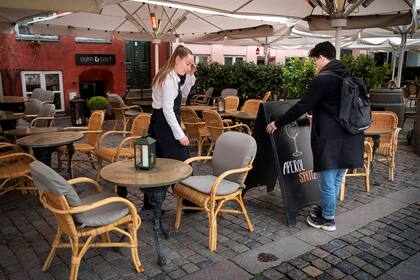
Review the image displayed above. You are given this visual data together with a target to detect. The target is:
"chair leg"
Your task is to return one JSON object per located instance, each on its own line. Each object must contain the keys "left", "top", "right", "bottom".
{"left": 206, "top": 142, "right": 214, "bottom": 156}
{"left": 208, "top": 209, "right": 217, "bottom": 251}
{"left": 69, "top": 236, "right": 93, "bottom": 280}
{"left": 128, "top": 223, "right": 144, "bottom": 273}
{"left": 87, "top": 152, "right": 96, "bottom": 170}
{"left": 237, "top": 193, "right": 254, "bottom": 232}
{"left": 43, "top": 228, "right": 63, "bottom": 271}
{"left": 339, "top": 175, "right": 346, "bottom": 202}
{"left": 175, "top": 196, "right": 183, "bottom": 230}
{"left": 57, "top": 151, "right": 62, "bottom": 170}
{"left": 95, "top": 159, "right": 102, "bottom": 182}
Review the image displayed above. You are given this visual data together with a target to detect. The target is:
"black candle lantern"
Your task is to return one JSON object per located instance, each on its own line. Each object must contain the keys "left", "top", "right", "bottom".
{"left": 134, "top": 134, "right": 156, "bottom": 170}
{"left": 217, "top": 97, "right": 225, "bottom": 113}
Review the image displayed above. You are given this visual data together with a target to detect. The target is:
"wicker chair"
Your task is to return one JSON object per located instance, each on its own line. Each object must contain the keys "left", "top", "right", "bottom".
{"left": 370, "top": 111, "right": 400, "bottom": 181}
{"left": 202, "top": 110, "right": 251, "bottom": 156}
{"left": 224, "top": 96, "right": 240, "bottom": 111}
{"left": 30, "top": 161, "right": 143, "bottom": 280}
{"left": 221, "top": 88, "right": 238, "bottom": 98}
{"left": 20, "top": 98, "right": 43, "bottom": 126}
{"left": 95, "top": 113, "right": 151, "bottom": 181}
{"left": 107, "top": 94, "right": 143, "bottom": 133}
{"left": 0, "top": 151, "right": 36, "bottom": 197}
{"left": 29, "top": 103, "right": 56, "bottom": 127}
{"left": 339, "top": 141, "right": 373, "bottom": 201}
{"left": 402, "top": 83, "right": 419, "bottom": 128}
{"left": 180, "top": 107, "right": 210, "bottom": 156}
{"left": 31, "top": 88, "right": 55, "bottom": 104}
{"left": 262, "top": 91, "right": 271, "bottom": 102}
{"left": 241, "top": 99, "right": 262, "bottom": 116}
{"left": 57, "top": 111, "right": 105, "bottom": 177}
{"left": 174, "top": 132, "right": 256, "bottom": 251}
{"left": 190, "top": 87, "right": 214, "bottom": 105}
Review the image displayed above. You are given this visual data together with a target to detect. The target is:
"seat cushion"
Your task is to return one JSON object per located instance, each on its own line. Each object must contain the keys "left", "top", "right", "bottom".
{"left": 181, "top": 175, "right": 241, "bottom": 195}
{"left": 76, "top": 192, "right": 129, "bottom": 227}
{"left": 30, "top": 161, "right": 81, "bottom": 206}
{"left": 124, "top": 110, "right": 140, "bottom": 117}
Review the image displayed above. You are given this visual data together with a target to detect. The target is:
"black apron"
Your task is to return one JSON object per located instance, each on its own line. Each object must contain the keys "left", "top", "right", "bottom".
{"left": 149, "top": 78, "right": 189, "bottom": 161}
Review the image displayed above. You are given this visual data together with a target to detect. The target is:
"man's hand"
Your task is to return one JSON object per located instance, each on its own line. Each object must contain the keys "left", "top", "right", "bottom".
{"left": 266, "top": 121, "right": 278, "bottom": 134}
{"left": 179, "top": 136, "right": 190, "bottom": 146}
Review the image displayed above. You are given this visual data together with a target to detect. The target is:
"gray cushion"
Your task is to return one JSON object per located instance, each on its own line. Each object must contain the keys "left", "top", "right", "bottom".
{"left": 32, "top": 88, "right": 55, "bottom": 103}
{"left": 221, "top": 88, "right": 238, "bottom": 97}
{"left": 212, "top": 131, "right": 257, "bottom": 184}
{"left": 76, "top": 192, "right": 129, "bottom": 227}
{"left": 30, "top": 161, "right": 81, "bottom": 206}
{"left": 125, "top": 110, "right": 140, "bottom": 116}
{"left": 181, "top": 175, "right": 241, "bottom": 195}
{"left": 24, "top": 99, "right": 43, "bottom": 115}
{"left": 107, "top": 94, "right": 124, "bottom": 104}
{"left": 35, "top": 103, "right": 55, "bottom": 127}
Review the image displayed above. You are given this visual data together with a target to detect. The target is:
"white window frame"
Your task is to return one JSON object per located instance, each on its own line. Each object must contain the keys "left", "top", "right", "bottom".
{"left": 224, "top": 55, "right": 245, "bottom": 65}
{"left": 194, "top": 55, "right": 209, "bottom": 64}
{"left": 15, "top": 16, "right": 59, "bottom": 41}
{"left": 21, "top": 71, "right": 65, "bottom": 112}
{"left": 75, "top": 37, "right": 112, "bottom": 44}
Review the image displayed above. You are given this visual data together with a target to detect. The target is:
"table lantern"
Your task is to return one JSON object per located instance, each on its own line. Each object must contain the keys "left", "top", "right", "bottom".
{"left": 134, "top": 134, "right": 156, "bottom": 170}
{"left": 216, "top": 97, "right": 225, "bottom": 113}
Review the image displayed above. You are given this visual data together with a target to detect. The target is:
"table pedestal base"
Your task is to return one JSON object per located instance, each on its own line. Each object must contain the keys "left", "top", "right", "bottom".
{"left": 141, "top": 186, "right": 169, "bottom": 266}
{"left": 370, "top": 135, "right": 381, "bottom": 186}
{"left": 32, "top": 143, "right": 75, "bottom": 178}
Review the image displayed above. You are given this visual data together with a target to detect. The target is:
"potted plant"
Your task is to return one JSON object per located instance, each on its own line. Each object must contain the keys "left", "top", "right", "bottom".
{"left": 87, "top": 96, "right": 109, "bottom": 114}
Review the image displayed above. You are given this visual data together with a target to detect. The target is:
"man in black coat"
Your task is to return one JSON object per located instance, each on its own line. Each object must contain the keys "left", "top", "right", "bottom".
{"left": 266, "top": 41, "right": 364, "bottom": 231}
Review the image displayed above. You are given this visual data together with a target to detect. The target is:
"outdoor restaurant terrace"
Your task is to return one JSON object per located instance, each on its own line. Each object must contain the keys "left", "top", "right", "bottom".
{"left": 0, "top": 1, "right": 420, "bottom": 280}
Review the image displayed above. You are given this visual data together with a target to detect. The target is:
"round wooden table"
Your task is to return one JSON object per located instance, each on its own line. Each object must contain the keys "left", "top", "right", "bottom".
{"left": 100, "top": 158, "right": 192, "bottom": 266}
{"left": 182, "top": 105, "right": 217, "bottom": 111}
{"left": 218, "top": 110, "right": 257, "bottom": 121}
{"left": 0, "top": 96, "right": 27, "bottom": 112}
{"left": 16, "top": 131, "right": 84, "bottom": 178}
{"left": 0, "top": 111, "right": 24, "bottom": 132}
{"left": 5, "top": 127, "right": 63, "bottom": 140}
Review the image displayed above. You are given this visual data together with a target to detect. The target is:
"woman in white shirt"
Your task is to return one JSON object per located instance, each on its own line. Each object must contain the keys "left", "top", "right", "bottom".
{"left": 143, "top": 45, "right": 196, "bottom": 211}
{"left": 149, "top": 45, "right": 196, "bottom": 160}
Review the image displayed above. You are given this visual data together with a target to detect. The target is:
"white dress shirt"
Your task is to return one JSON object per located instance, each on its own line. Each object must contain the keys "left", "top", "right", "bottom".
{"left": 152, "top": 70, "right": 196, "bottom": 140}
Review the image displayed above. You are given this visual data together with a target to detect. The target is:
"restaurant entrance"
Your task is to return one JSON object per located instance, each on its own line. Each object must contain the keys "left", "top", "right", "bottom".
{"left": 125, "top": 41, "right": 151, "bottom": 90}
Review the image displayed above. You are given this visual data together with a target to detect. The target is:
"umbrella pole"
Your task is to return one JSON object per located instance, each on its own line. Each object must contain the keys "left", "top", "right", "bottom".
{"left": 153, "top": 39, "right": 161, "bottom": 76}
{"left": 335, "top": 26, "right": 342, "bottom": 60}
{"left": 391, "top": 50, "right": 397, "bottom": 81}
{"left": 396, "top": 33, "right": 407, "bottom": 88}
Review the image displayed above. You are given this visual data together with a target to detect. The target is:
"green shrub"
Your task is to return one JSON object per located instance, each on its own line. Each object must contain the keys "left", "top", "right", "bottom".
{"left": 280, "top": 57, "right": 317, "bottom": 99}
{"left": 87, "top": 96, "right": 109, "bottom": 110}
{"left": 341, "top": 54, "right": 391, "bottom": 90}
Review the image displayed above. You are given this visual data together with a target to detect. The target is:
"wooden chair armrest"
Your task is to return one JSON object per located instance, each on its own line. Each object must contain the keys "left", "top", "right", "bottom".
{"left": 210, "top": 165, "right": 252, "bottom": 196}
{"left": 64, "top": 126, "right": 88, "bottom": 131}
{"left": 97, "top": 130, "right": 132, "bottom": 147}
{"left": 41, "top": 195, "right": 139, "bottom": 226}
{"left": 122, "top": 105, "right": 143, "bottom": 111}
{"left": 0, "top": 143, "right": 20, "bottom": 149}
{"left": 67, "top": 177, "right": 104, "bottom": 192}
{"left": 191, "top": 94, "right": 206, "bottom": 101}
{"left": 224, "top": 123, "right": 251, "bottom": 135}
{"left": 115, "top": 136, "right": 141, "bottom": 159}
{"left": 184, "top": 156, "right": 212, "bottom": 164}
{"left": 0, "top": 152, "right": 36, "bottom": 161}
{"left": 30, "top": 117, "right": 55, "bottom": 127}
{"left": 23, "top": 114, "right": 38, "bottom": 118}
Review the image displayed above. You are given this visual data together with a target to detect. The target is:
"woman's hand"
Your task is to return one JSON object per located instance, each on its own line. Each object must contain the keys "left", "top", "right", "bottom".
{"left": 179, "top": 136, "right": 190, "bottom": 146}
{"left": 187, "top": 63, "right": 196, "bottom": 75}
{"left": 266, "top": 121, "right": 278, "bottom": 134}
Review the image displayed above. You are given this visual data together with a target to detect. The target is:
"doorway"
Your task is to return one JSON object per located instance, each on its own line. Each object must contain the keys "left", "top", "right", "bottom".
{"left": 79, "top": 81, "right": 105, "bottom": 100}
{"left": 125, "top": 41, "right": 151, "bottom": 90}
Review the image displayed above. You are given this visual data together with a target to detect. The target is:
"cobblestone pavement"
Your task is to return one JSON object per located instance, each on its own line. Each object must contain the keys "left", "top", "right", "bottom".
{"left": 256, "top": 202, "right": 420, "bottom": 280}
{"left": 0, "top": 117, "right": 419, "bottom": 279}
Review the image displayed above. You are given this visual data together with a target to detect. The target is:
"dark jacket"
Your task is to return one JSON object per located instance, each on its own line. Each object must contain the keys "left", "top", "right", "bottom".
{"left": 275, "top": 59, "right": 364, "bottom": 172}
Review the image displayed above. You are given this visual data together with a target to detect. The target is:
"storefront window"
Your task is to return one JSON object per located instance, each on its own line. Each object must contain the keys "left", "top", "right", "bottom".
{"left": 21, "top": 71, "right": 64, "bottom": 112}
{"left": 224, "top": 56, "right": 244, "bottom": 65}
{"left": 194, "top": 55, "right": 209, "bottom": 65}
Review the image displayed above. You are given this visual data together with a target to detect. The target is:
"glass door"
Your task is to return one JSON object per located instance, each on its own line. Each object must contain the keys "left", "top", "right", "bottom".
{"left": 21, "top": 71, "right": 64, "bottom": 112}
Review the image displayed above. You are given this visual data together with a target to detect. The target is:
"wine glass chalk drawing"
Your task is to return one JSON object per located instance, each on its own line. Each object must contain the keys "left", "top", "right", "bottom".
{"left": 285, "top": 121, "right": 302, "bottom": 157}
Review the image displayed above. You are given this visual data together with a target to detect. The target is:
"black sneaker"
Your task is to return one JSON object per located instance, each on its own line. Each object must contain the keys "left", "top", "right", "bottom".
{"left": 310, "top": 205, "right": 321, "bottom": 219}
{"left": 307, "top": 215, "right": 336, "bottom": 231}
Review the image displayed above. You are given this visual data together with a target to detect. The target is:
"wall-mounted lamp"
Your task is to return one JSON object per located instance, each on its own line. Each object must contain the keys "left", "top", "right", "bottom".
{"left": 150, "top": 13, "right": 160, "bottom": 32}
{"left": 256, "top": 47, "right": 260, "bottom": 55}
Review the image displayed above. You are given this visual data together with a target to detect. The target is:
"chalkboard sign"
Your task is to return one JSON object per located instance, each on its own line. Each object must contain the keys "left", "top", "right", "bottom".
{"left": 244, "top": 101, "right": 320, "bottom": 225}
{"left": 76, "top": 54, "right": 115, "bottom": 65}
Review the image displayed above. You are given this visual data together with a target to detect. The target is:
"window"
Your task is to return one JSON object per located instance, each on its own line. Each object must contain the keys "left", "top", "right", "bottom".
{"left": 75, "top": 37, "right": 112, "bottom": 44}
{"left": 194, "top": 55, "right": 209, "bottom": 65}
{"left": 15, "top": 15, "right": 59, "bottom": 41}
{"left": 21, "top": 71, "right": 65, "bottom": 112}
{"left": 224, "top": 56, "right": 244, "bottom": 65}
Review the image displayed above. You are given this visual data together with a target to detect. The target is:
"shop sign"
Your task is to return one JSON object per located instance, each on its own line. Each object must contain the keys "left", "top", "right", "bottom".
{"left": 76, "top": 54, "right": 115, "bottom": 65}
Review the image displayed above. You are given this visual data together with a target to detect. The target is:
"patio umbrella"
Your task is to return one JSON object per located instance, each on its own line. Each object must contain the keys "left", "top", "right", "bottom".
{"left": 144, "top": 0, "right": 417, "bottom": 59}
{"left": 0, "top": 7, "right": 48, "bottom": 34}
{"left": 28, "top": 1, "right": 292, "bottom": 74}
{"left": 0, "top": 0, "right": 121, "bottom": 14}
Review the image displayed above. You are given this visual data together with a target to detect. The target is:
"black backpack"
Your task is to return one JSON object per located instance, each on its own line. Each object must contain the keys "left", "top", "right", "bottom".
{"left": 320, "top": 71, "right": 371, "bottom": 134}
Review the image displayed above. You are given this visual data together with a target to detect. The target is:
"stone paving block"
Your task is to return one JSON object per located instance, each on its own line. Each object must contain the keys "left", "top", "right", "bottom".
{"left": 287, "top": 269, "right": 308, "bottom": 280}
{"left": 336, "top": 260, "right": 360, "bottom": 275}
{"left": 311, "top": 258, "right": 331, "bottom": 270}
{"left": 302, "top": 265, "right": 322, "bottom": 277}
{"left": 262, "top": 268, "right": 284, "bottom": 279}
{"left": 310, "top": 248, "right": 330, "bottom": 258}
{"left": 273, "top": 262, "right": 294, "bottom": 273}
{"left": 353, "top": 270, "right": 375, "bottom": 280}
{"left": 347, "top": 256, "right": 367, "bottom": 268}
{"left": 324, "top": 254, "right": 342, "bottom": 265}
{"left": 182, "top": 261, "right": 251, "bottom": 280}
{"left": 362, "top": 263, "right": 382, "bottom": 277}
{"left": 182, "top": 263, "right": 200, "bottom": 274}
{"left": 326, "top": 267, "right": 346, "bottom": 279}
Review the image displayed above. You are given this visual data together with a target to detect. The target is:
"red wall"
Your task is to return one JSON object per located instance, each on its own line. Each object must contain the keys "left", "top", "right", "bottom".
{"left": 0, "top": 34, "right": 170, "bottom": 113}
